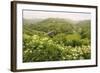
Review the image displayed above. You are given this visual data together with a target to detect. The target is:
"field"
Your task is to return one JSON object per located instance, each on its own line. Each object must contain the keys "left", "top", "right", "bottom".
{"left": 23, "top": 18, "right": 91, "bottom": 62}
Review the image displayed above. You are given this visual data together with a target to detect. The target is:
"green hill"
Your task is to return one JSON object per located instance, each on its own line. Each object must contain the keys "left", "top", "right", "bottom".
{"left": 23, "top": 18, "right": 75, "bottom": 35}
{"left": 76, "top": 20, "right": 91, "bottom": 39}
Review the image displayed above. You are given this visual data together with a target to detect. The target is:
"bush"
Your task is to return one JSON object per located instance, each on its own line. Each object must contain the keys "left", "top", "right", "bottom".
{"left": 64, "top": 34, "right": 82, "bottom": 47}
{"left": 61, "top": 46, "right": 91, "bottom": 60}
{"left": 23, "top": 34, "right": 91, "bottom": 62}
{"left": 81, "top": 38, "right": 90, "bottom": 46}
{"left": 23, "top": 34, "right": 63, "bottom": 62}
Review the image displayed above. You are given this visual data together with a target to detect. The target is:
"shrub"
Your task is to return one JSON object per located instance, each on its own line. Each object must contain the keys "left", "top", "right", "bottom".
{"left": 23, "top": 34, "right": 91, "bottom": 62}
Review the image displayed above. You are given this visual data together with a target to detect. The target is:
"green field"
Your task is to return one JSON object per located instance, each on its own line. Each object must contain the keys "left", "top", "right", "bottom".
{"left": 23, "top": 18, "right": 91, "bottom": 62}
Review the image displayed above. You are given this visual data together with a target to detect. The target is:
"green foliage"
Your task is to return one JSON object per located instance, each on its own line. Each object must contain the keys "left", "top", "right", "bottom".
{"left": 81, "top": 38, "right": 90, "bottom": 46}
{"left": 23, "top": 35, "right": 62, "bottom": 62}
{"left": 23, "top": 34, "right": 91, "bottom": 62}
{"left": 65, "top": 34, "right": 81, "bottom": 47}
{"left": 26, "top": 18, "right": 74, "bottom": 34}
{"left": 52, "top": 33, "right": 66, "bottom": 44}
{"left": 23, "top": 18, "right": 91, "bottom": 62}
{"left": 76, "top": 20, "right": 91, "bottom": 39}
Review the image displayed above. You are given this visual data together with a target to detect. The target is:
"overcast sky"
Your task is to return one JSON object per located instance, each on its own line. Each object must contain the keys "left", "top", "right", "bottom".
{"left": 23, "top": 10, "right": 91, "bottom": 21}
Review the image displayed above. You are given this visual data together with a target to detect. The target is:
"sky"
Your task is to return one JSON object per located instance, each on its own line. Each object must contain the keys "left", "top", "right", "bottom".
{"left": 23, "top": 10, "right": 91, "bottom": 21}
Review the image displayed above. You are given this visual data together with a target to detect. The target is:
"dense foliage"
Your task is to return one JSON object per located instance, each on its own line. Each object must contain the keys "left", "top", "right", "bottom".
{"left": 23, "top": 18, "right": 91, "bottom": 62}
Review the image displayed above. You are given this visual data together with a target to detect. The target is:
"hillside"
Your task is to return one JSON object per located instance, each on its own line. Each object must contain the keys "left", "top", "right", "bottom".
{"left": 23, "top": 18, "right": 91, "bottom": 62}
{"left": 23, "top": 18, "right": 76, "bottom": 35}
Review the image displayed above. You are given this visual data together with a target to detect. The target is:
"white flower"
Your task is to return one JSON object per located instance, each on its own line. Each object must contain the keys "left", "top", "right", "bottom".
{"left": 32, "top": 35, "right": 39, "bottom": 40}
{"left": 40, "top": 41, "right": 44, "bottom": 44}
{"left": 48, "top": 40, "right": 53, "bottom": 44}
{"left": 42, "top": 37, "right": 48, "bottom": 41}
